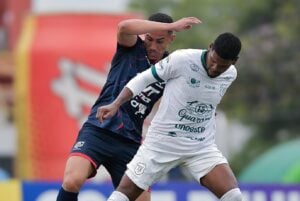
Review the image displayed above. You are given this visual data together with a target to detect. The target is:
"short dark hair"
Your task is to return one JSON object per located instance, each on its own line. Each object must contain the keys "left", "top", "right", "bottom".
{"left": 148, "top": 13, "right": 173, "bottom": 23}
{"left": 213, "top": 32, "right": 242, "bottom": 60}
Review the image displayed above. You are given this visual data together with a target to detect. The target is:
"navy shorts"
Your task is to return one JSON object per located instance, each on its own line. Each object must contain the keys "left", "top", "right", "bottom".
{"left": 70, "top": 122, "right": 140, "bottom": 188}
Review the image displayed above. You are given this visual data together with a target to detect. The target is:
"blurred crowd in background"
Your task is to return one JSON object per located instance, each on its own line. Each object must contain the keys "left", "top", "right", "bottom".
{"left": 0, "top": 0, "right": 16, "bottom": 180}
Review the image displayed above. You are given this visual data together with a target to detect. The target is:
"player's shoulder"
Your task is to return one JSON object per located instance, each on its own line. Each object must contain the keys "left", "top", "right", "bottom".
{"left": 170, "top": 49, "right": 204, "bottom": 61}
{"left": 116, "top": 36, "right": 144, "bottom": 53}
{"left": 172, "top": 48, "right": 203, "bottom": 55}
{"left": 227, "top": 65, "right": 237, "bottom": 75}
{"left": 220, "top": 65, "right": 237, "bottom": 81}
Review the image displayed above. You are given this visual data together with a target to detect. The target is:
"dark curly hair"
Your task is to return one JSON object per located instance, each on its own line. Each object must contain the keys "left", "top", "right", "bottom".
{"left": 148, "top": 13, "right": 173, "bottom": 23}
{"left": 213, "top": 32, "right": 242, "bottom": 60}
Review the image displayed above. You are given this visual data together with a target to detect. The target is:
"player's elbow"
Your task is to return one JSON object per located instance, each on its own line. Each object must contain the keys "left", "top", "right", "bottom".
{"left": 117, "top": 20, "right": 132, "bottom": 34}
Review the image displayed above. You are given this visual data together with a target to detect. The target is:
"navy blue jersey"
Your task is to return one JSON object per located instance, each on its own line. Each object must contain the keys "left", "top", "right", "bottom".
{"left": 87, "top": 37, "right": 166, "bottom": 143}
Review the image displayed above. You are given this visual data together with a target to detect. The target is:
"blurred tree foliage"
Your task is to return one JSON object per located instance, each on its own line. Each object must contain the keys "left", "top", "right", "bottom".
{"left": 129, "top": 0, "right": 300, "bottom": 174}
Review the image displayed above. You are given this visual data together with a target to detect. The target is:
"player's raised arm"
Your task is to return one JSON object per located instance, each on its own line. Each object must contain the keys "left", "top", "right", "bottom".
{"left": 117, "top": 17, "right": 201, "bottom": 47}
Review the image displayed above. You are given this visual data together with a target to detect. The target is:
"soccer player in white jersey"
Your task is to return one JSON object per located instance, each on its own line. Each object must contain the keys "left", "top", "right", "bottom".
{"left": 96, "top": 32, "right": 243, "bottom": 201}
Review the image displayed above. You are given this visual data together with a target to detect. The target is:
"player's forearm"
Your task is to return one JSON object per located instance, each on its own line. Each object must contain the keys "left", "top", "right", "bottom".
{"left": 126, "top": 67, "right": 158, "bottom": 96}
{"left": 113, "top": 67, "right": 159, "bottom": 108}
{"left": 118, "top": 19, "right": 173, "bottom": 35}
{"left": 112, "top": 87, "right": 134, "bottom": 108}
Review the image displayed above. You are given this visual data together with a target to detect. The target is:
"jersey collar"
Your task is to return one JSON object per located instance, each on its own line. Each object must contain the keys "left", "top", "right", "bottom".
{"left": 201, "top": 50, "right": 209, "bottom": 73}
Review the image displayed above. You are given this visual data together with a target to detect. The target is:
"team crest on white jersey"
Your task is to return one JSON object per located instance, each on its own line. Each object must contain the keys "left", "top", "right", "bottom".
{"left": 189, "top": 63, "right": 200, "bottom": 72}
{"left": 134, "top": 162, "right": 146, "bottom": 175}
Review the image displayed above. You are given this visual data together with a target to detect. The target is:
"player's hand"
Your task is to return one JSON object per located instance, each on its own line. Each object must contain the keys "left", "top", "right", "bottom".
{"left": 172, "top": 17, "right": 202, "bottom": 32}
{"left": 96, "top": 103, "right": 118, "bottom": 123}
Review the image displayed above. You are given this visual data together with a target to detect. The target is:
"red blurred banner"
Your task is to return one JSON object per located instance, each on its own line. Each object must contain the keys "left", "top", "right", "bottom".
{"left": 5, "top": 0, "right": 31, "bottom": 49}
{"left": 15, "top": 13, "right": 139, "bottom": 180}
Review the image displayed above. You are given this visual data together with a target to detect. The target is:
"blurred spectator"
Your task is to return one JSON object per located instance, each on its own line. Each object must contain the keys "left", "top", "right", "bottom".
{"left": 0, "top": 167, "right": 10, "bottom": 181}
{"left": 0, "top": 50, "right": 15, "bottom": 178}
{"left": 0, "top": 0, "right": 6, "bottom": 50}
{"left": 0, "top": 28, "right": 6, "bottom": 50}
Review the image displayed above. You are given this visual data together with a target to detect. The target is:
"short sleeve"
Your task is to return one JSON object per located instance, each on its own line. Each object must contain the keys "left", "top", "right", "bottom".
{"left": 151, "top": 50, "right": 185, "bottom": 82}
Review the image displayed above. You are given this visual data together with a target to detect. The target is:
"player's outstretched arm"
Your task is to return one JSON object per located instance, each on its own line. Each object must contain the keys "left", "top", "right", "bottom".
{"left": 117, "top": 17, "right": 201, "bottom": 47}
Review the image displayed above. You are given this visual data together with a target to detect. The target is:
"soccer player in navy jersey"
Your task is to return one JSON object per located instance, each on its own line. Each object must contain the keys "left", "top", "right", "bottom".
{"left": 56, "top": 13, "right": 200, "bottom": 201}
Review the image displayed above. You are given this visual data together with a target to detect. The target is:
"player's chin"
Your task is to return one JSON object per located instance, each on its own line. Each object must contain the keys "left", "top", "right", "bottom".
{"left": 148, "top": 56, "right": 158, "bottom": 64}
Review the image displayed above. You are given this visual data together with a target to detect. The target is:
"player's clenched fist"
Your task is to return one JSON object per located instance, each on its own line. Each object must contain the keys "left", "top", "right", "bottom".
{"left": 96, "top": 103, "right": 118, "bottom": 123}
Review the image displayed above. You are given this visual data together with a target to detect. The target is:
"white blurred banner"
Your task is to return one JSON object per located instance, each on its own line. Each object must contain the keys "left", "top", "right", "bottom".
{"left": 32, "top": 0, "right": 130, "bottom": 13}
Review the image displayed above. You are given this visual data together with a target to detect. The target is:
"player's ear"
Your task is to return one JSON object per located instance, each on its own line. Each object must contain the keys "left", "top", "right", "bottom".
{"left": 208, "top": 43, "right": 213, "bottom": 50}
{"left": 170, "top": 33, "right": 176, "bottom": 42}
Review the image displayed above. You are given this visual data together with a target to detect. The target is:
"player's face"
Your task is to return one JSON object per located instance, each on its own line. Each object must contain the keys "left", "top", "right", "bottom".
{"left": 206, "top": 46, "right": 237, "bottom": 78}
{"left": 144, "top": 31, "right": 175, "bottom": 64}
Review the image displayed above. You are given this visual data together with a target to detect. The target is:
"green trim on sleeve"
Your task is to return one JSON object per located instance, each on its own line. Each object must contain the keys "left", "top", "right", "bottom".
{"left": 151, "top": 65, "right": 164, "bottom": 82}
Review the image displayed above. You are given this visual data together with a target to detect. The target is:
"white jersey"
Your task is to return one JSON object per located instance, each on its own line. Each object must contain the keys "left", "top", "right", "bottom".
{"left": 146, "top": 49, "right": 237, "bottom": 150}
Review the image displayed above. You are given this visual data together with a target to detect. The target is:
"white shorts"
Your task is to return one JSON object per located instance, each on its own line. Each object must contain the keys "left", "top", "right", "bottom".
{"left": 125, "top": 135, "right": 228, "bottom": 190}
